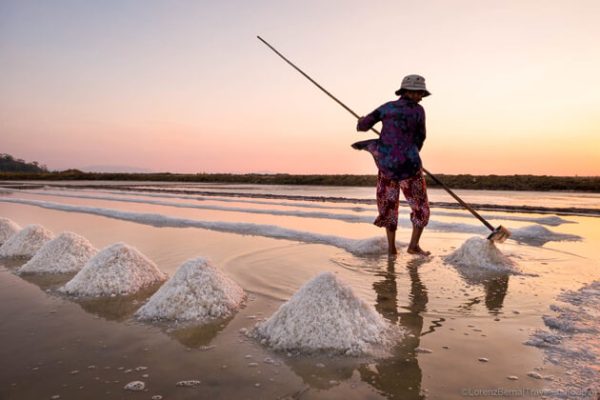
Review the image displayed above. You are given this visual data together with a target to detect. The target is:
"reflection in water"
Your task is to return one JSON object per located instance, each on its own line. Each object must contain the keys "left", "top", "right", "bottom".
{"left": 70, "top": 284, "right": 161, "bottom": 322}
{"left": 483, "top": 275, "right": 509, "bottom": 315}
{"left": 16, "top": 263, "right": 161, "bottom": 322}
{"left": 282, "top": 356, "right": 357, "bottom": 390}
{"left": 17, "top": 271, "right": 75, "bottom": 291}
{"left": 451, "top": 265, "right": 510, "bottom": 316}
{"left": 164, "top": 317, "right": 231, "bottom": 348}
{"left": 0, "top": 257, "right": 28, "bottom": 271}
{"left": 359, "top": 256, "right": 430, "bottom": 399}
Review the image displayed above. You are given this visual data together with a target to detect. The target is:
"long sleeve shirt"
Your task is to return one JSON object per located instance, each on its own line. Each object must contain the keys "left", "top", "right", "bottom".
{"left": 353, "top": 97, "right": 426, "bottom": 181}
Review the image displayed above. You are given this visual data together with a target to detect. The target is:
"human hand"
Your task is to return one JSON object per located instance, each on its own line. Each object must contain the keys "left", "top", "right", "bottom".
{"left": 356, "top": 117, "right": 365, "bottom": 131}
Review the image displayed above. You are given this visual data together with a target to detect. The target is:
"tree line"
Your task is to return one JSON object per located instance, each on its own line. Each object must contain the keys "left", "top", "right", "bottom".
{"left": 0, "top": 153, "right": 48, "bottom": 173}
{"left": 1, "top": 154, "right": 599, "bottom": 192}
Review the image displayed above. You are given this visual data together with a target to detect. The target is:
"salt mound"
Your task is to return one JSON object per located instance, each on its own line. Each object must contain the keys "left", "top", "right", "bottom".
{"left": 558, "top": 280, "right": 600, "bottom": 307}
{"left": 525, "top": 280, "right": 599, "bottom": 397}
{"left": 59, "top": 242, "right": 167, "bottom": 297}
{"left": 0, "top": 224, "right": 54, "bottom": 258}
{"left": 350, "top": 236, "right": 389, "bottom": 256}
{"left": 18, "top": 232, "right": 98, "bottom": 274}
{"left": 135, "top": 257, "right": 245, "bottom": 322}
{"left": 0, "top": 218, "right": 21, "bottom": 245}
{"left": 250, "top": 272, "right": 399, "bottom": 355}
{"left": 444, "top": 237, "right": 515, "bottom": 272}
{"left": 511, "top": 225, "right": 581, "bottom": 246}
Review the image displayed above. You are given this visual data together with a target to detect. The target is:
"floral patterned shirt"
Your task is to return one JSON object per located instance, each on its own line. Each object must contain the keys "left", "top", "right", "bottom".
{"left": 353, "top": 97, "right": 426, "bottom": 181}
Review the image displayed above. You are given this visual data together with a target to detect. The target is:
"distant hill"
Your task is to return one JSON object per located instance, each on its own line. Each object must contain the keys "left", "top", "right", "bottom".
{"left": 0, "top": 153, "right": 47, "bottom": 173}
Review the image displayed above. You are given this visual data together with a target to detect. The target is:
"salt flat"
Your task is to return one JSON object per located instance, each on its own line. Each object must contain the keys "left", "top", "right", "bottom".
{"left": 0, "top": 182, "right": 598, "bottom": 399}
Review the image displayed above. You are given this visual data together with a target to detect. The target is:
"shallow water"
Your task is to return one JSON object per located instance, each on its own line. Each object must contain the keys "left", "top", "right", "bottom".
{"left": 0, "top": 182, "right": 598, "bottom": 399}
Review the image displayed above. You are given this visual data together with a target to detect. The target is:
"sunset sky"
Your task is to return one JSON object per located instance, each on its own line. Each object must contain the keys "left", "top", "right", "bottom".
{"left": 1, "top": 0, "right": 599, "bottom": 176}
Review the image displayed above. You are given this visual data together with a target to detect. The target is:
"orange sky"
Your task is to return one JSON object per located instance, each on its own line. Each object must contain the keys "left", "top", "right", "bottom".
{"left": 1, "top": 0, "right": 599, "bottom": 175}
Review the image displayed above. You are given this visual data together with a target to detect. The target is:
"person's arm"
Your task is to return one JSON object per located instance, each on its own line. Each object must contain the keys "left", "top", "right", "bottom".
{"left": 356, "top": 108, "right": 382, "bottom": 132}
{"left": 415, "top": 108, "right": 426, "bottom": 151}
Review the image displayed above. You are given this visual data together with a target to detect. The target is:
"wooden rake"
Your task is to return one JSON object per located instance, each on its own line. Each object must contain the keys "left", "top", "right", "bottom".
{"left": 257, "top": 36, "right": 511, "bottom": 243}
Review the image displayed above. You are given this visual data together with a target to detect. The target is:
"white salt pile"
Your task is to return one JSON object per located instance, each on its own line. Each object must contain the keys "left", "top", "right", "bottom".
{"left": 444, "top": 237, "right": 516, "bottom": 272}
{"left": 510, "top": 225, "right": 580, "bottom": 246}
{"left": 18, "top": 232, "right": 98, "bottom": 274}
{"left": 250, "top": 272, "right": 400, "bottom": 356}
{"left": 135, "top": 257, "right": 245, "bottom": 323}
{"left": 59, "top": 242, "right": 167, "bottom": 297}
{"left": 0, "top": 224, "right": 54, "bottom": 258}
{"left": 350, "top": 236, "right": 390, "bottom": 256}
{"left": 0, "top": 218, "right": 21, "bottom": 245}
{"left": 525, "top": 280, "right": 599, "bottom": 397}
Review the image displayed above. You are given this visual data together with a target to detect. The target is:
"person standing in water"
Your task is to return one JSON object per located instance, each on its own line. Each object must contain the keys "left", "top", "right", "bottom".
{"left": 354, "top": 74, "right": 431, "bottom": 256}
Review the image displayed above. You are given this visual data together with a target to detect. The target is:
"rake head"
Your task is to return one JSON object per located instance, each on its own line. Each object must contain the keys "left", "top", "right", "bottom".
{"left": 487, "top": 225, "right": 511, "bottom": 243}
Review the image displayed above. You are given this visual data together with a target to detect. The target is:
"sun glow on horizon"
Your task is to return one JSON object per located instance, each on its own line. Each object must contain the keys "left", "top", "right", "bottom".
{"left": 1, "top": 0, "right": 599, "bottom": 176}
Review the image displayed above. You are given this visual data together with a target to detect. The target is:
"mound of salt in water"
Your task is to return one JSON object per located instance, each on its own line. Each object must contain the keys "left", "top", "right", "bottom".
{"left": 0, "top": 218, "right": 21, "bottom": 245}
{"left": 350, "top": 236, "right": 389, "bottom": 256}
{"left": 135, "top": 257, "right": 245, "bottom": 322}
{"left": 511, "top": 225, "right": 581, "bottom": 246}
{"left": 18, "top": 232, "right": 98, "bottom": 274}
{"left": 250, "top": 272, "right": 400, "bottom": 356}
{"left": 59, "top": 242, "right": 167, "bottom": 297}
{"left": 0, "top": 224, "right": 54, "bottom": 258}
{"left": 525, "top": 280, "right": 599, "bottom": 396}
{"left": 444, "top": 237, "right": 515, "bottom": 272}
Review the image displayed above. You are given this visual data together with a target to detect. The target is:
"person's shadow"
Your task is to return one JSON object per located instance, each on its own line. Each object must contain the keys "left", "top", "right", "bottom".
{"left": 359, "top": 256, "right": 430, "bottom": 399}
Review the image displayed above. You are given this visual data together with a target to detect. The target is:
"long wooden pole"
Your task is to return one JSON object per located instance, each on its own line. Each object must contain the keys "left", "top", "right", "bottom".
{"left": 257, "top": 35, "right": 501, "bottom": 235}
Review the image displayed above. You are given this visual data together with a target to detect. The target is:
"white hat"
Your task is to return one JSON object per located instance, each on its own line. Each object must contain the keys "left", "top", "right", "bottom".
{"left": 395, "top": 74, "right": 431, "bottom": 96}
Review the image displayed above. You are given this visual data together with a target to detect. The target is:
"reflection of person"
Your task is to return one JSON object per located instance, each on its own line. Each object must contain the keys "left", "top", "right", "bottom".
{"left": 483, "top": 274, "right": 509, "bottom": 315}
{"left": 354, "top": 75, "right": 431, "bottom": 256}
{"left": 452, "top": 267, "right": 510, "bottom": 316}
{"left": 360, "top": 257, "right": 428, "bottom": 399}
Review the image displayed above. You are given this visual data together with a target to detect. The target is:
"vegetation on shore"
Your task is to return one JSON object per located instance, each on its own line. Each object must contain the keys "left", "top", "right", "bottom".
{"left": 0, "top": 153, "right": 48, "bottom": 173}
{"left": 1, "top": 170, "right": 600, "bottom": 192}
{"left": 1, "top": 153, "right": 598, "bottom": 192}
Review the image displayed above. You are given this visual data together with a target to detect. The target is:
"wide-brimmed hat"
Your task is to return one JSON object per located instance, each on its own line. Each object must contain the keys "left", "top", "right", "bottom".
{"left": 395, "top": 74, "right": 431, "bottom": 96}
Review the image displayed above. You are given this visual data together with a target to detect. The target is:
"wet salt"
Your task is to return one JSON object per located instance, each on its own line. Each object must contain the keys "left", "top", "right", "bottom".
{"left": 525, "top": 280, "right": 599, "bottom": 394}
{"left": 415, "top": 347, "right": 433, "bottom": 354}
{"left": 527, "top": 371, "right": 543, "bottom": 379}
{"left": 176, "top": 380, "right": 201, "bottom": 387}
{"left": 0, "top": 224, "right": 54, "bottom": 258}
{"left": 18, "top": 232, "right": 97, "bottom": 274}
{"left": 124, "top": 381, "right": 145, "bottom": 391}
{"left": 59, "top": 243, "right": 167, "bottom": 297}
{"left": 511, "top": 225, "right": 580, "bottom": 245}
{"left": 135, "top": 257, "right": 244, "bottom": 322}
{"left": 250, "top": 272, "right": 400, "bottom": 355}
{"left": 0, "top": 218, "right": 20, "bottom": 244}
{"left": 444, "top": 237, "right": 515, "bottom": 272}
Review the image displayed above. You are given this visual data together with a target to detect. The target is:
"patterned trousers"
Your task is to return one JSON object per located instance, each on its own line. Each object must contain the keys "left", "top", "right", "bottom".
{"left": 374, "top": 170, "right": 430, "bottom": 231}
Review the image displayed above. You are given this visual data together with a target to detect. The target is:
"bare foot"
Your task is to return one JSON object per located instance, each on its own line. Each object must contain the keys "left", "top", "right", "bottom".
{"left": 407, "top": 246, "right": 431, "bottom": 256}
